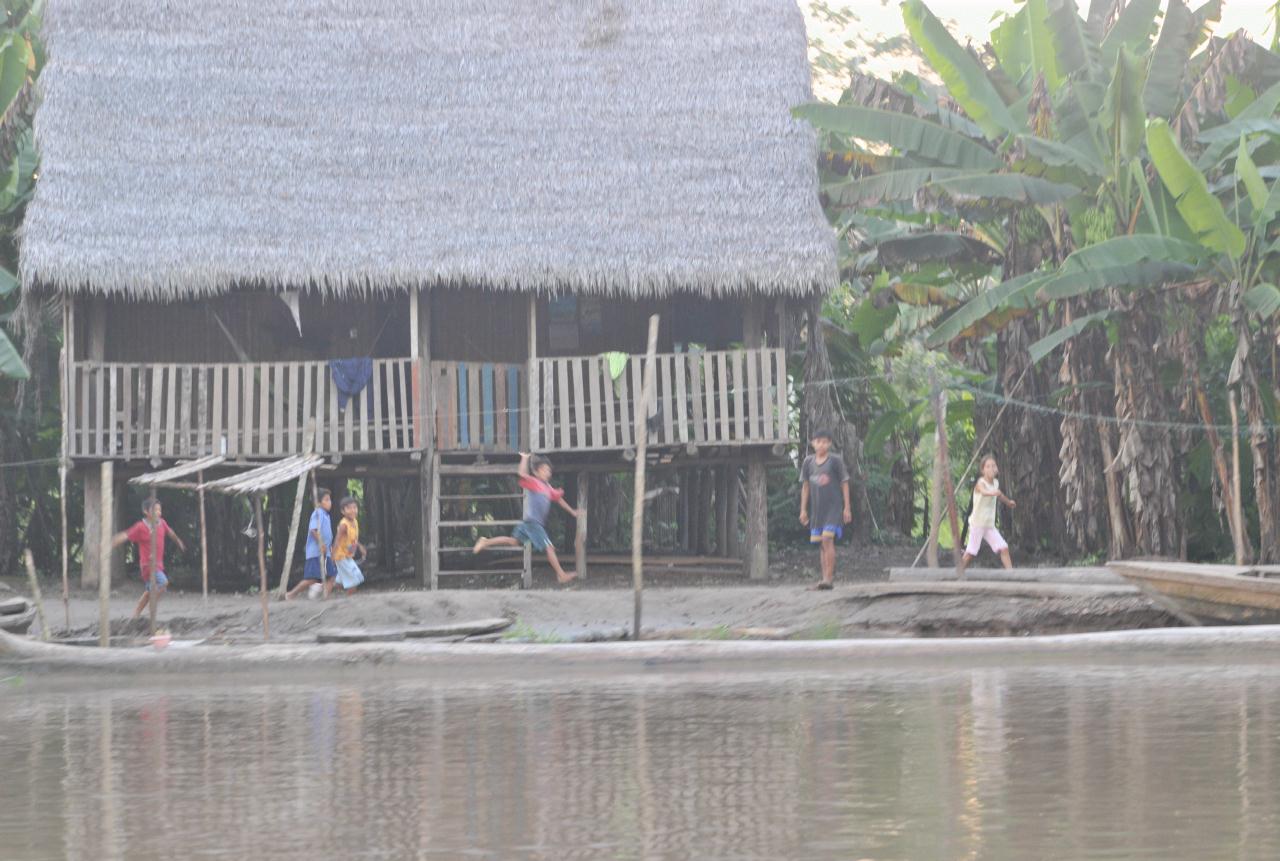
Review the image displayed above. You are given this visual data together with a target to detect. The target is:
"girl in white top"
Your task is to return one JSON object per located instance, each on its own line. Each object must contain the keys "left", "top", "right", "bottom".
{"left": 959, "top": 455, "right": 1016, "bottom": 574}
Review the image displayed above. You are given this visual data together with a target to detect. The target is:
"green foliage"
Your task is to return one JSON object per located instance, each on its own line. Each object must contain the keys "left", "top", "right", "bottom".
{"left": 1146, "top": 118, "right": 1246, "bottom": 257}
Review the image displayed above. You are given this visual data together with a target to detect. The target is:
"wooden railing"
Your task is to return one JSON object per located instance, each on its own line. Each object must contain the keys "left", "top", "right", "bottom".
{"left": 430, "top": 360, "right": 526, "bottom": 452}
{"left": 68, "top": 359, "right": 420, "bottom": 460}
{"left": 530, "top": 348, "right": 788, "bottom": 452}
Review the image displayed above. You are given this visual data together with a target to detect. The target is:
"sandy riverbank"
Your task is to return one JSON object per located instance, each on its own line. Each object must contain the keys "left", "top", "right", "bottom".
{"left": 14, "top": 577, "right": 1175, "bottom": 644}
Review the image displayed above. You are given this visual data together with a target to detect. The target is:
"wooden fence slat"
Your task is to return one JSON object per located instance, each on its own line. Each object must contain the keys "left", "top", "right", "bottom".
{"left": 556, "top": 359, "right": 571, "bottom": 451}
{"left": 79, "top": 366, "right": 89, "bottom": 456}
{"left": 570, "top": 358, "right": 585, "bottom": 449}
{"left": 343, "top": 368, "right": 355, "bottom": 453}
{"left": 494, "top": 365, "right": 507, "bottom": 448}
{"left": 244, "top": 365, "right": 259, "bottom": 457}
{"left": 251, "top": 364, "right": 265, "bottom": 457}
{"left": 393, "top": 360, "right": 408, "bottom": 450}
{"left": 774, "top": 349, "right": 787, "bottom": 439}
{"left": 588, "top": 356, "right": 603, "bottom": 449}
{"left": 660, "top": 355, "right": 674, "bottom": 446}
{"left": 211, "top": 366, "right": 224, "bottom": 456}
{"left": 135, "top": 366, "right": 148, "bottom": 459}
{"left": 747, "top": 348, "right": 761, "bottom": 441}
{"left": 226, "top": 365, "right": 239, "bottom": 457}
{"left": 149, "top": 366, "right": 164, "bottom": 459}
{"left": 616, "top": 359, "right": 633, "bottom": 448}
{"left": 468, "top": 363, "right": 481, "bottom": 449}
{"left": 121, "top": 366, "right": 134, "bottom": 458}
{"left": 508, "top": 366, "right": 521, "bottom": 448}
{"left": 271, "top": 363, "right": 284, "bottom": 454}
{"left": 482, "top": 364, "right": 495, "bottom": 446}
{"left": 716, "top": 353, "right": 730, "bottom": 443}
{"left": 689, "top": 352, "right": 705, "bottom": 444}
{"left": 445, "top": 363, "right": 458, "bottom": 450}
{"left": 732, "top": 350, "right": 745, "bottom": 441}
{"left": 94, "top": 366, "right": 106, "bottom": 456}
{"left": 410, "top": 359, "right": 423, "bottom": 451}
{"left": 541, "top": 361, "right": 554, "bottom": 451}
{"left": 106, "top": 365, "right": 118, "bottom": 457}
{"left": 702, "top": 351, "right": 716, "bottom": 442}
{"left": 602, "top": 356, "right": 617, "bottom": 448}
{"left": 675, "top": 352, "right": 689, "bottom": 444}
{"left": 631, "top": 354, "right": 645, "bottom": 446}
{"left": 457, "top": 362, "right": 470, "bottom": 448}
{"left": 178, "top": 366, "right": 192, "bottom": 456}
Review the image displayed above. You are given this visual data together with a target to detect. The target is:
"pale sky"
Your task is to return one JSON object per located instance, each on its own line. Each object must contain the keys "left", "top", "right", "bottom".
{"left": 805, "top": 1, "right": 1276, "bottom": 97}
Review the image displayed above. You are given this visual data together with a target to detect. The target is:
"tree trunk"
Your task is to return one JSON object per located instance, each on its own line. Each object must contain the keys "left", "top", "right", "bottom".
{"left": 1056, "top": 301, "right": 1110, "bottom": 557}
{"left": 1232, "top": 326, "right": 1278, "bottom": 561}
{"left": 1109, "top": 292, "right": 1180, "bottom": 557}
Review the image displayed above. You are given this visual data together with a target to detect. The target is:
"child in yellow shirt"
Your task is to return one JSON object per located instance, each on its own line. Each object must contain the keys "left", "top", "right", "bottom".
{"left": 330, "top": 496, "right": 367, "bottom": 596}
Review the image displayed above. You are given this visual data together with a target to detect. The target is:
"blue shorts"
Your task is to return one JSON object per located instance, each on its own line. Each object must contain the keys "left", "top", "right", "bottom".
{"left": 810, "top": 525, "right": 842, "bottom": 543}
{"left": 303, "top": 556, "right": 338, "bottom": 582}
{"left": 513, "top": 520, "right": 553, "bottom": 552}
{"left": 144, "top": 570, "right": 169, "bottom": 592}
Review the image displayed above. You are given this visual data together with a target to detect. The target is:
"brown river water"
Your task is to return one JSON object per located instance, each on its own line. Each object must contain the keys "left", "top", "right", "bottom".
{"left": 2, "top": 661, "right": 1279, "bottom": 860}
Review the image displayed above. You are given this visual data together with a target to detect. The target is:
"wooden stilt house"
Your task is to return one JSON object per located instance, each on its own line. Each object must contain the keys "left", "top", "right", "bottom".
{"left": 24, "top": 0, "right": 836, "bottom": 587}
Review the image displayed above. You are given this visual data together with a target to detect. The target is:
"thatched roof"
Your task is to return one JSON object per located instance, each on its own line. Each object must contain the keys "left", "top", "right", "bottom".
{"left": 21, "top": 1, "right": 836, "bottom": 299}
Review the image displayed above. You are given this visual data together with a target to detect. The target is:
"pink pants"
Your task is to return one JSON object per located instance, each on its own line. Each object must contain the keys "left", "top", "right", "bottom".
{"left": 965, "top": 526, "right": 1008, "bottom": 556}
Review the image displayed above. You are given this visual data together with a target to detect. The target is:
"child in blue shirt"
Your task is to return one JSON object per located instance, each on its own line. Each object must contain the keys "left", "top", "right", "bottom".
{"left": 286, "top": 488, "right": 338, "bottom": 599}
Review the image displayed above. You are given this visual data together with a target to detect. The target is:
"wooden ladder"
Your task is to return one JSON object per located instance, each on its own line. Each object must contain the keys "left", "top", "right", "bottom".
{"left": 428, "top": 454, "right": 532, "bottom": 589}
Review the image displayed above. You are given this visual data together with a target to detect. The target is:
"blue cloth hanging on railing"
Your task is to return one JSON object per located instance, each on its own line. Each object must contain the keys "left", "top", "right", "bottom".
{"left": 328, "top": 358, "right": 374, "bottom": 412}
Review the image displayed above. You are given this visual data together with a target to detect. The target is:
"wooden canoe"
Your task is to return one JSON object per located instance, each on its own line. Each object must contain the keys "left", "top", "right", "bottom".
{"left": 1108, "top": 561, "right": 1280, "bottom": 625}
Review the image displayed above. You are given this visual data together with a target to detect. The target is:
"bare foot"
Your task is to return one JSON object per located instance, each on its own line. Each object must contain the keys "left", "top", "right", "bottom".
{"left": 807, "top": 581, "right": 833, "bottom": 591}
{"left": 556, "top": 571, "right": 578, "bottom": 585}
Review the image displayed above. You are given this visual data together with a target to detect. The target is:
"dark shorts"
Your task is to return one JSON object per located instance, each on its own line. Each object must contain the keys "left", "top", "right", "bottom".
{"left": 513, "top": 520, "right": 553, "bottom": 552}
{"left": 303, "top": 557, "right": 338, "bottom": 582}
{"left": 810, "top": 525, "right": 843, "bottom": 543}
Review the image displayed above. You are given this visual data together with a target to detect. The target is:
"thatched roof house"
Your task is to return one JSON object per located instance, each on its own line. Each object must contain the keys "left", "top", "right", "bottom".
{"left": 22, "top": 0, "right": 836, "bottom": 300}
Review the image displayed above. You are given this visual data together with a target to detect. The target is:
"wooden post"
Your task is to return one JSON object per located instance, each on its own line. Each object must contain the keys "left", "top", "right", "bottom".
{"left": 198, "top": 472, "right": 210, "bottom": 602}
{"left": 927, "top": 370, "right": 942, "bottom": 569}
{"left": 255, "top": 493, "right": 269, "bottom": 641}
{"left": 83, "top": 467, "right": 102, "bottom": 587}
{"left": 59, "top": 464, "right": 70, "bottom": 630}
{"left": 97, "top": 460, "right": 113, "bottom": 648}
{"left": 275, "top": 423, "right": 316, "bottom": 597}
{"left": 929, "top": 376, "right": 962, "bottom": 576}
{"left": 575, "top": 471, "right": 588, "bottom": 582}
{"left": 148, "top": 503, "right": 159, "bottom": 636}
{"left": 24, "top": 550, "right": 49, "bottom": 642}
{"left": 715, "top": 467, "right": 730, "bottom": 556}
{"left": 745, "top": 454, "right": 767, "bottom": 580}
{"left": 416, "top": 289, "right": 434, "bottom": 586}
{"left": 1229, "top": 390, "right": 1247, "bottom": 565}
{"left": 633, "top": 315, "right": 659, "bottom": 640}
{"left": 726, "top": 467, "right": 742, "bottom": 559}
{"left": 527, "top": 295, "right": 539, "bottom": 450}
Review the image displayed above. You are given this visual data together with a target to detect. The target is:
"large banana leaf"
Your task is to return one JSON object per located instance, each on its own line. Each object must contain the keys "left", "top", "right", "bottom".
{"left": 1143, "top": 0, "right": 1201, "bottom": 118}
{"left": 992, "top": 0, "right": 1063, "bottom": 92}
{"left": 1147, "top": 118, "right": 1247, "bottom": 257}
{"left": 901, "top": 0, "right": 1020, "bottom": 139}
{"left": 0, "top": 266, "right": 16, "bottom": 298}
{"left": 1103, "top": 48, "right": 1148, "bottom": 160}
{"left": 876, "top": 233, "right": 999, "bottom": 267}
{"left": 1243, "top": 283, "right": 1280, "bottom": 318}
{"left": 929, "top": 172, "right": 1081, "bottom": 204}
{"left": 1100, "top": 0, "right": 1161, "bottom": 65}
{"left": 792, "top": 104, "right": 998, "bottom": 169}
{"left": 1086, "top": 0, "right": 1122, "bottom": 42}
{"left": 1048, "top": 0, "right": 1102, "bottom": 82}
{"left": 1198, "top": 118, "right": 1280, "bottom": 143}
{"left": 925, "top": 271, "right": 1048, "bottom": 347}
{"left": 1236, "top": 136, "right": 1269, "bottom": 214}
{"left": 1036, "top": 235, "right": 1204, "bottom": 300}
{"left": 1028, "top": 310, "right": 1113, "bottom": 364}
{"left": 0, "top": 329, "right": 27, "bottom": 379}
{"left": 0, "top": 33, "right": 31, "bottom": 133}
{"left": 1197, "top": 80, "right": 1280, "bottom": 170}
{"left": 1019, "top": 135, "right": 1106, "bottom": 179}
{"left": 824, "top": 167, "right": 968, "bottom": 207}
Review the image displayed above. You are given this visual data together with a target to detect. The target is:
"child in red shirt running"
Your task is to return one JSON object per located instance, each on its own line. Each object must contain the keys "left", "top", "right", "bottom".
{"left": 474, "top": 452, "right": 582, "bottom": 584}
{"left": 112, "top": 498, "right": 186, "bottom": 620}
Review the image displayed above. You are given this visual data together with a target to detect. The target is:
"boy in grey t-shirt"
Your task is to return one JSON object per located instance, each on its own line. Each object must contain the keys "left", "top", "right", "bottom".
{"left": 799, "top": 429, "right": 851, "bottom": 590}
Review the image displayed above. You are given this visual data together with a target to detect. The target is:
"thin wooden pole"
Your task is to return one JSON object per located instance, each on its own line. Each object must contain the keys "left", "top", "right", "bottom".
{"left": 927, "top": 370, "right": 942, "bottom": 569}
{"left": 1229, "top": 390, "right": 1247, "bottom": 564}
{"left": 275, "top": 422, "right": 316, "bottom": 597}
{"left": 255, "top": 493, "right": 269, "bottom": 641}
{"left": 24, "top": 550, "right": 49, "bottom": 642}
{"left": 576, "top": 471, "right": 588, "bottom": 582}
{"left": 632, "top": 315, "right": 659, "bottom": 640}
{"left": 98, "top": 460, "right": 114, "bottom": 648}
{"left": 148, "top": 503, "right": 159, "bottom": 636}
{"left": 198, "top": 471, "right": 209, "bottom": 603}
{"left": 59, "top": 464, "right": 70, "bottom": 630}
{"left": 935, "top": 386, "right": 963, "bottom": 578}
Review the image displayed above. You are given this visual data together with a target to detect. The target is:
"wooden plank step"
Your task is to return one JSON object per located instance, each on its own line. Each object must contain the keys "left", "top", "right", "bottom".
{"left": 439, "top": 463, "right": 516, "bottom": 476}
{"left": 439, "top": 493, "right": 522, "bottom": 501}
{"left": 439, "top": 519, "right": 522, "bottom": 528}
{"left": 436, "top": 569, "right": 525, "bottom": 576}
{"left": 438, "top": 545, "right": 523, "bottom": 554}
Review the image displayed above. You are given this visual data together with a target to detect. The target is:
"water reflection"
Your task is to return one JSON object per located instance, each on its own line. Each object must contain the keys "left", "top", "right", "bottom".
{"left": 2, "top": 665, "right": 1280, "bottom": 860}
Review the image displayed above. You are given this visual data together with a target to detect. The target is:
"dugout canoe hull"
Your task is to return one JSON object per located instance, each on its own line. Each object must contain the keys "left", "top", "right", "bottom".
{"left": 1109, "top": 561, "right": 1280, "bottom": 626}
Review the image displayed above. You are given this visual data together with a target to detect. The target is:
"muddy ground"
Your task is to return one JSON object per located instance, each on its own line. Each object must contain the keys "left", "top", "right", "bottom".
{"left": 3, "top": 544, "right": 1177, "bottom": 644}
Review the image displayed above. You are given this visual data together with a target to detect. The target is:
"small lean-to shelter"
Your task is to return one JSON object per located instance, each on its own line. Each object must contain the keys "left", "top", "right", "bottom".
{"left": 25, "top": 0, "right": 836, "bottom": 588}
